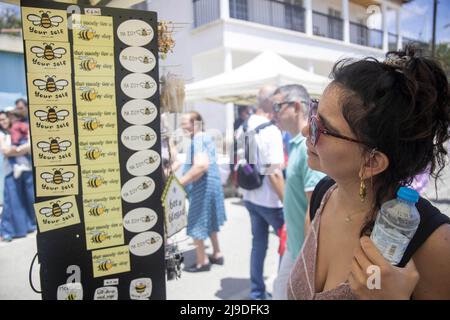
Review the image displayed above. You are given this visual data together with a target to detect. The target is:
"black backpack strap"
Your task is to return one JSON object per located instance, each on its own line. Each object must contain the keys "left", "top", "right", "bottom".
{"left": 254, "top": 120, "right": 274, "bottom": 134}
{"left": 398, "top": 198, "right": 450, "bottom": 267}
{"left": 309, "top": 176, "right": 335, "bottom": 222}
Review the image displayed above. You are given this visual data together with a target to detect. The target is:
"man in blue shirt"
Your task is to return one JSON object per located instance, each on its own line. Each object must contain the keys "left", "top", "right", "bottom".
{"left": 271, "top": 84, "right": 325, "bottom": 300}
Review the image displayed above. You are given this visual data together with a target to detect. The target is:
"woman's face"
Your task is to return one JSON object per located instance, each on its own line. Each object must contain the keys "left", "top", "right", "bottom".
{"left": 0, "top": 113, "right": 11, "bottom": 131}
{"left": 302, "top": 84, "right": 363, "bottom": 182}
{"left": 180, "top": 114, "right": 193, "bottom": 136}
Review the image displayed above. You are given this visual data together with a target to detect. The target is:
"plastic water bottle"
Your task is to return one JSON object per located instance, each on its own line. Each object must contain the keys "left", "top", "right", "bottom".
{"left": 370, "top": 187, "right": 420, "bottom": 266}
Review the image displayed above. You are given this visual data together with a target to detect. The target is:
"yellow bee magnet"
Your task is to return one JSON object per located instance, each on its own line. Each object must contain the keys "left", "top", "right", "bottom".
{"left": 75, "top": 76, "right": 115, "bottom": 108}
{"left": 21, "top": 7, "right": 68, "bottom": 42}
{"left": 78, "top": 135, "right": 119, "bottom": 166}
{"left": 73, "top": 45, "right": 115, "bottom": 76}
{"left": 27, "top": 73, "right": 72, "bottom": 105}
{"left": 33, "top": 195, "right": 80, "bottom": 233}
{"left": 81, "top": 163, "right": 121, "bottom": 195}
{"left": 82, "top": 193, "right": 122, "bottom": 224}
{"left": 36, "top": 165, "right": 78, "bottom": 197}
{"left": 72, "top": 14, "right": 114, "bottom": 47}
{"left": 77, "top": 106, "right": 118, "bottom": 137}
{"left": 32, "top": 134, "right": 76, "bottom": 166}
{"left": 92, "top": 245, "right": 130, "bottom": 278}
{"left": 30, "top": 104, "right": 74, "bottom": 136}
{"left": 85, "top": 217, "right": 125, "bottom": 251}
{"left": 25, "top": 40, "right": 71, "bottom": 74}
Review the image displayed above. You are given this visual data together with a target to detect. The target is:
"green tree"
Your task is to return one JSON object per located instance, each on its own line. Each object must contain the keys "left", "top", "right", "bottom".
{"left": 435, "top": 43, "right": 450, "bottom": 80}
{"left": 0, "top": 8, "right": 21, "bottom": 30}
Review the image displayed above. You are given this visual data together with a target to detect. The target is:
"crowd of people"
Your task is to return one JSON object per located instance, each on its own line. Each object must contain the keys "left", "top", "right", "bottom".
{"left": 0, "top": 99, "right": 35, "bottom": 242}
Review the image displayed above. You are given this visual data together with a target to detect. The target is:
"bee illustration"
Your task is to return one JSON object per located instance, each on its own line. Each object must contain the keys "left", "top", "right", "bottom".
{"left": 79, "top": 56, "right": 97, "bottom": 71}
{"left": 30, "top": 43, "right": 66, "bottom": 60}
{"left": 87, "top": 175, "right": 104, "bottom": 188}
{"left": 84, "top": 146, "right": 102, "bottom": 160}
{"left": 34, "top": 106, "right": 69, "bottom": 123}
{"left": 78, "top": 27, "right": 96, "bottom": 41}
{"left": 144, "top": 215, "right": 153, "bottom": 223}
{"left": 39, "top": 201, "right": 73, "bottom": 218}
{"left": 147, "top": 156, "right": 155, "bottom": 164}
{"left": 80, "top": 87, "right": 97, "bottom": 102}
{"left": 40, "top": 169, "right": 74, "bottom": 185}
{"left": 66, "top": 293, "right": 77, "bottom": 300}
{"left": 90, "top": 231, "right": 110, "bottom": 244}
{"left": 140, "top": 133, "right": 155, "bottom": 141}
{"left": 37, "top": 137, "right": 72, "bottom": 154}
{"left": 33, "top": 76, "right": 69, "bottom": 93}
{"left": 141, "top": 107, "right": 154, "bottom": 115}
{"left": 140, "top": 81, "right": 153, "bottom": 89}
{"left": 81, "top": 118, "right": 101, "bottom": 131}
{"left": 97, "top": 259, "right": 113, "bottom": 272}
{"left": 149, "top": 236, "right": 160, "bottom": 244}
{"left": 135, "top": 283, "right": 146, "bottom": 294}
{"left": 88, "top": 202, "right": 107, "bottom": 217}
{"left": 138, "top": 56, "right": 152, "bottom": 64}
{"left": 138, "top": 181, "right": 152, "bottom": 190}
{"left": 27, "top": 11, "right": 63, "bottom": 28}
{"left": 136, "top": 28, "right": 151, "bottom": 36}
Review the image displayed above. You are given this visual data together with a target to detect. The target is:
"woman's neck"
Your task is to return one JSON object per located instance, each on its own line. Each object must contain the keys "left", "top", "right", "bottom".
{"left": 334, "top": 177, "right": 377, "bottom": 219}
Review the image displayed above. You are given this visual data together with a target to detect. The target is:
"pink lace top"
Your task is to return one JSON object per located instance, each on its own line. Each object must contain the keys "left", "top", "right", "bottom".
{"left": 288, "top": 184, "right": 357, "bottom": 300}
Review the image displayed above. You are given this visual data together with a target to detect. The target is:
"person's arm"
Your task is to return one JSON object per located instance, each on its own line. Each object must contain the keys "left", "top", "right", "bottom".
{"left": 268, "top": 169, "right": 285, "bottom": 202}
{"left": 178, "top": 152, "right": 209, "bottom": 187}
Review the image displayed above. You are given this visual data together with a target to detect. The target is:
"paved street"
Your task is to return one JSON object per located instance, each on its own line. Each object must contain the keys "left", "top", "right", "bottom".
{"left": 0, "top": 160, "right": 449, "bottom": 300}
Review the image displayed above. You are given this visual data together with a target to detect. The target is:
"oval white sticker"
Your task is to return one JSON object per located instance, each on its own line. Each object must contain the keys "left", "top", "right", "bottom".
{"left": 123, "top": 207, "right": 158, "bottom": 233}
{"left": 121, "top": 73, "right": 157, "bottom": 99}
{"left": 117, "top": 20, "right": 153, "bottom": 46}
{"left": 119, "top": 47, "right": 156, "bottom": 73}
{"left": 129, "top": 231, "right": 162, "bottom": 256}
{"left": 121, "top": 99, "right": 157, "bottom": 125}
{"left": 126, "top": 150, "right": 161, "bottom": 176}
{"left": 121, "top": 125, "right": 157, "bottom": 151}
{"left": 121, "top": 176, "right": 155, "bottom": 203}
{"left": 130, "top": 278, "right": 152, "bottom": 300}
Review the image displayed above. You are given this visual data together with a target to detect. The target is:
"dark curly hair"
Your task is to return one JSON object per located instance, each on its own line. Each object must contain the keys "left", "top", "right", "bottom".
{"left": 330, "top": 45, "right": 450, "bottom": 236}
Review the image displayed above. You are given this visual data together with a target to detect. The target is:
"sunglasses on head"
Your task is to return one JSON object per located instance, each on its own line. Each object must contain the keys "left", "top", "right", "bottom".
{"left": 308, "top": 99, "right": 367, "bottom": 147}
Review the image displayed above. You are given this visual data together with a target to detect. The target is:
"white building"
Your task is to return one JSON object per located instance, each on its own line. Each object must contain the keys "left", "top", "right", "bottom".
{"left": 147, "top": 0, "right": 426, "bottom": 136}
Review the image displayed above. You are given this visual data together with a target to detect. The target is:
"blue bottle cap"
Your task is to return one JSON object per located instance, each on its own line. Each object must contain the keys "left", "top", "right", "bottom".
{"left": 397, "top": 187, "right": 419, "bottom": 203}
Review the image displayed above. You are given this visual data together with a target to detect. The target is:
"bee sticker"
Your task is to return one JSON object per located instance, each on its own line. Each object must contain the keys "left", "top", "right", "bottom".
{"left": 120, "top": 73, "right": 157, "bottom": 99}
{"left": 121, "top": 176, "right": 155, "bottom": 204}
{"left": 72, "top": 15, "right": 113, "bottom": 46}
{"left": 81, "top": 118, "right": 102, "bottom": 131}
{"left": 86, "top": 175, "right": 105, "bottom": 189}
{"left": 123, "top": 208, "right": 157, "bottom": 233}
{"left": 40, "top": 168, "right": 75, "bottom": 185}
{"left": 92, "top": 245, "right": 130, "bottom": 278}
{"left": 36, "top": 165, "right": 78, "bottom": 197}
{"left": 27, "top": 10, "right": 63, "bottom": 28}
{"left": 34, "top": 196, "right": 80, "bottom": 232}
{"left": 79, "top": 56, "right": 97, "bottom": 72}
{"left": 90, "top": 231, "right": 111, "bottom": 244}
{"left": 88, "top": 202, "right": 107, "bottom": 217}
{"left": 30, "top": 43, "right": 66, "bottom": 60}
{"left": 121, "top": 126, "right": 157, "bottom": 151}
{"left": 80, "top": 87, "right": 97, "bottom": 102}
{"left": 33, "top": 75, "right": 69, "bottom": 92}
{"left": 117, "top": 20, "right": 153, "bottom": 46}
{"left": 57, "top": 283, "right": 83, "bottom": 301}
{"left": 126, "top": 150, "right": 161, "bottom": 176}
{"left": 34, "top": 106, "right": 70, "bottom": 123}
{"left": 39, "top": 200, "right": 73, "bottom": 218}
{"left": 121, "top": 99, "right": 157, "bottom": 125}
{"left": 119, "top": 47, "right": 155, "bottom": 73}
{"left": 94, "top": 287, "right": 118, "bottom": 300}
{"left": 78, "top": 26, "right": 96, "bottom": 41}
{"left": 36, "top": 137, "right": 72, "bottom": 154}
{"left": 130, "top": 278, "right": 152, "bottom": 300}
{"left": 129, "top": 231, "right": 162, "bottom": 257}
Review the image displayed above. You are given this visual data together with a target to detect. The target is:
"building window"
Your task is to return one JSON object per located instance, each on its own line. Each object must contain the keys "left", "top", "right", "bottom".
{"left": 230, "top": 0, "right": 248, "bottom": 20}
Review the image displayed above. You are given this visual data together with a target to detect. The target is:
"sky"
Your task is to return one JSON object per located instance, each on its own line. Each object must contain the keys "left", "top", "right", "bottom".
{"left": 0, "top": 0, "right": 449, "bottom": 43}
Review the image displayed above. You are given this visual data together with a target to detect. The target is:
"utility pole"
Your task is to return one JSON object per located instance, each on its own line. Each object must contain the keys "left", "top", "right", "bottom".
{"left": 431, "top": 0, "right": 438, "bottom": 57}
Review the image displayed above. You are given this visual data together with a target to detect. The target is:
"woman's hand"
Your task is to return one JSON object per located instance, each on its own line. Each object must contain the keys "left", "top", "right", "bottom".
{"left": 349, "top": 236, "right": 420, "bottom": 300}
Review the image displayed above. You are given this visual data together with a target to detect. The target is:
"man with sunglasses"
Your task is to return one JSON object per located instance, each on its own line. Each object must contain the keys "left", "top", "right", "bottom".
{"left": 271, "top": 85, "right": 325, "bottom": 300}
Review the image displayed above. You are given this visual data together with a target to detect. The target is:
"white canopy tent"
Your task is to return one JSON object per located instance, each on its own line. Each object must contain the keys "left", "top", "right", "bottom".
{"left": 185, "top": 51, "right": 330, "bottom": 105}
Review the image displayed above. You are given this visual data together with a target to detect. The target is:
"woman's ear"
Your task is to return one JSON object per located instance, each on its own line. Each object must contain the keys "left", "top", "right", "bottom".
{"left": 359, "top": 149, "right": 389, "bottom": 179}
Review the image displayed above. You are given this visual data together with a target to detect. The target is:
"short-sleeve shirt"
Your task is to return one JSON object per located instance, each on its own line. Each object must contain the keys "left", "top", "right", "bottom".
{"left": 284, "top": 133, "right": 325, "bottom": 261}
{"left": 241, "top": 114, "right": 285, "bottom": 208}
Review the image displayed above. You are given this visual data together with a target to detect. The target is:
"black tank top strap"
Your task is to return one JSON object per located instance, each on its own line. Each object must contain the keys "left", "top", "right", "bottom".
{"left": 309, "top": 176, "right": 335, "bottom": 222}
{"left": 398, "top": 198, "right": 450, "bottom": 267}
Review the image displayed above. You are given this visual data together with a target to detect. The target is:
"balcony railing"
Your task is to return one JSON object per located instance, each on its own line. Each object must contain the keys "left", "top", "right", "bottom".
{"left": 350, "top": 22, "right": 383, "bottom": 49}
{"left": 193, "top": 0, "right": 220, "bottom": 28}
{"left": 229, "top": 0, "right": 305, "bottom": 33}
{"left": 313, "top": 11, "right": 343, "bottom": 41}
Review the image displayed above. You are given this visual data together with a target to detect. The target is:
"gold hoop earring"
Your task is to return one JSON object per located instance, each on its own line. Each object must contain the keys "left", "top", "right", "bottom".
{"left": 359, "top": 178, "right": 367, "bottom": 202}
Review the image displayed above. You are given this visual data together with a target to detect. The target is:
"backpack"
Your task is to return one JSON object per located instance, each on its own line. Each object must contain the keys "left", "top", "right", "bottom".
{"left": 235, "top": 119, "right": 274, "bottom": 190}
{"left": 309, "top": 176, "right": 450, "bottom": 268}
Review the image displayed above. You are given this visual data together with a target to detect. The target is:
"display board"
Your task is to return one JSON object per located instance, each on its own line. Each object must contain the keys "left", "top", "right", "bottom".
{"left": 21, "top": 0, "right": 165, "bottom": 300}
